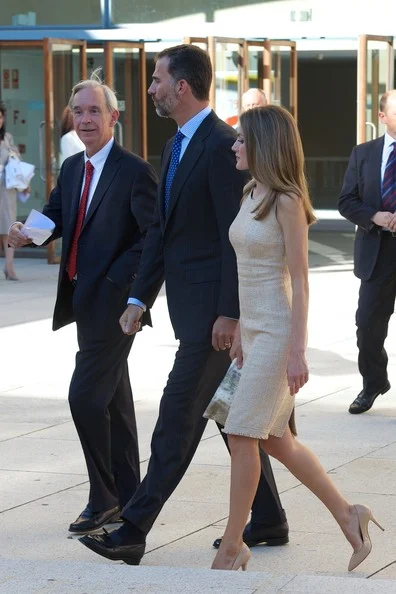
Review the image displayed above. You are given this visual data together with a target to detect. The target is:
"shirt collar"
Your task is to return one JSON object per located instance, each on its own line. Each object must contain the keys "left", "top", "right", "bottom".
{"left": 179, "top": 105, "right": 212, "bottom": 140}
{"left": 384, "top": 132, "right": 396, "bottom": 149}
{"left": 84, "top": 137, "right": 114, "bottom": 169}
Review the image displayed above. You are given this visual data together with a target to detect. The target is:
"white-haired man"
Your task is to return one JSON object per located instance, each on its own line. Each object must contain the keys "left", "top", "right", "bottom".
{"left": 9, "top": 74, "right": 158, "bottom": 534}
{"left": 242, "top": 88, "right": 268, "bottom": 112}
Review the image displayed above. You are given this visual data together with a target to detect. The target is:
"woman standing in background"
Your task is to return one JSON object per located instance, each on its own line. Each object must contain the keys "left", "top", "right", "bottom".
{"left": 0, "top": 105, "right": 19, "bottom": 281}
{"left": 59, "top": 106, "right": 85, "bottom": 165}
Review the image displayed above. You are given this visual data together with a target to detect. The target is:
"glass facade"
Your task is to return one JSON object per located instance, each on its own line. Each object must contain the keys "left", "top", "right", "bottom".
{"left": 112, "top": 0, "right": 274, "bottom": 24}
{"left": 0, "top": 1, "right": 101, "bottom": 26}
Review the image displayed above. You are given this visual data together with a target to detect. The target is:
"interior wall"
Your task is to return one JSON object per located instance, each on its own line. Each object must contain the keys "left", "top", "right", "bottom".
{"left": 298, "top": 56, "right": 357, "bottom": 209}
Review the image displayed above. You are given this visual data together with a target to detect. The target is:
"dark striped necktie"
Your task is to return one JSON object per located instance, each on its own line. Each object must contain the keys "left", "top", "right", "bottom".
{"left": 164, "top": 130, "right": 185, "bottom": 215}
{"left": 382, "top": 141, "right": 396, "bottom": 213}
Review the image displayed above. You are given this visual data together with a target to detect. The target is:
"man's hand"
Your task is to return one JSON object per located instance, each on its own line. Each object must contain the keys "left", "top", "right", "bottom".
{"left": 371, "top": 211, "right": 393, "bottom": 228}
{"left": 229, "top": 321, "right": 243, "bottom": 368}
{"left": 8, "top": 222, "right": 32, "bottom": 248}
{"left": 119, "top": 304, "right": 143, "bottom": 335}
{"left": 212, "top": 316, "right": 238, "bottom": 351}
{"left": 388, "top": 212, "right": 396, "bottom": 232}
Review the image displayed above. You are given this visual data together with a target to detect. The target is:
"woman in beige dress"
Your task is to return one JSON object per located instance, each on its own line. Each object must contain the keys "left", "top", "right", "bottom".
{"left": 0, "top": 105, "right": 20, "bottom": 280}
{"left": 211, "top": 106, "right": 383, "bottom": 572}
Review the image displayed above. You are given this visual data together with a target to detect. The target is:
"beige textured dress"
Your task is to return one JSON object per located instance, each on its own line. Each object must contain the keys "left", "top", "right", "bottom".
{"left": 224, "top": 195, "right": 296, "bottom": 439}
{"left": 0, "top": 133, "right": 18, "bottom": 234}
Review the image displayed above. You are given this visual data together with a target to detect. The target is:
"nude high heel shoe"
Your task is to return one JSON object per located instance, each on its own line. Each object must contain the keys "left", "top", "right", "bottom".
{"left": 348, "top": 504, "right": 384, "bottom": 571}
{"left": 231, "top": 543, "right": 251, "bottom": 571}
{"left": 4, "top": 268, "right": 19, "bottom": 281}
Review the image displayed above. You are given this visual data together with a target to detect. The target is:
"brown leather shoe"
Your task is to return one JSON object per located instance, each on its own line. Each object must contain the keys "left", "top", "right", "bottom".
{"left": 349, "top": 381, "right": 390, "bottom": 414}
{"left": 68, "top": 504, "right": 120, "bottom": 534}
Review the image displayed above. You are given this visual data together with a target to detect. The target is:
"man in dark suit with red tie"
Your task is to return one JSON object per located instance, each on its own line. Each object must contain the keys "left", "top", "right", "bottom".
{"left": 80, "top": 44, "right": 289, "bottom": 566}
{"left": 339, "top": 89, "right": 396, "bottom": 414}
{"left": 8, "top": 76, "right": 158, "bottom": 533}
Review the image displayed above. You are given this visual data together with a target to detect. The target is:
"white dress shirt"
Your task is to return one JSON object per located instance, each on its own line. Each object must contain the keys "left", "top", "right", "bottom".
{"left": 81, "top": 136, "right": 114, "bottom": 211}
{"left": 381, "top": 132, "right": 396, "bottom": 184}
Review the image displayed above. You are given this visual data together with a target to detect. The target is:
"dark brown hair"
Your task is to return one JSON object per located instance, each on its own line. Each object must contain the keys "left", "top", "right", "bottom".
{"left": 240, "top": 105, "right": 315, "bottom": 225}
{"left": 60, "top": 106, "right": 74, "bottom": 136}
{"left": 156, "top": 44, "right": 212, "bottom": 101}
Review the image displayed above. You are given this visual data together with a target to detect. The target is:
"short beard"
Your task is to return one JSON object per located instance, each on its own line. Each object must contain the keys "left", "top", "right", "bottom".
{"left": 154, "top": 87, "right": 178, "bottom": 118}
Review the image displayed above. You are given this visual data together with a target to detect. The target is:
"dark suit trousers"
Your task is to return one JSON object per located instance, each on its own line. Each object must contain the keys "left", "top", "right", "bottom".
{"left": 356, "top": 235, "right": 396, "bottom": 391}
{"left": 69, "top": 329, "right": 140, "bottom": 512}
{"left": 121, "top": 340, "right": 286, "bottom": 534}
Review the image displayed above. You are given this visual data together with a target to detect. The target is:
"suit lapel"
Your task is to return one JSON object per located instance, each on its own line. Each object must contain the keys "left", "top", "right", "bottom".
{"left": 366, "top": 137, "right": 384, "bottom": 209}
{"left": 82, "top": 142, "right": 122, "bottom": 230}
{"left": 162, "top": 111, "right": 218, "bottom": 229}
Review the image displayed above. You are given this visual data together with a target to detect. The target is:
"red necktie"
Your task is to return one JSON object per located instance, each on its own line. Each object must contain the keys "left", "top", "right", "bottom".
{"left": 66, "top": 160, "right": 94, "bottom": 281}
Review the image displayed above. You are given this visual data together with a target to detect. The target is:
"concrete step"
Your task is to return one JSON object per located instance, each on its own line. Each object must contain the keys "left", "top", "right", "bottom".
{"left": 1, "top": 559, "right": 396, "bottom": 594}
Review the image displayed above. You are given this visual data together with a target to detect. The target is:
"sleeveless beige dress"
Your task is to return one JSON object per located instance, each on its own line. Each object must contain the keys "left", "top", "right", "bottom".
{"left": 224, "top": 195, "right": 296, "bottom": 439}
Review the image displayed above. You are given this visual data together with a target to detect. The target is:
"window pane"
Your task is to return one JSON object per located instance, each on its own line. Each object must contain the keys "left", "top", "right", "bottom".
{"left": 0, "top": 0, "right": 101, "bottom": 26}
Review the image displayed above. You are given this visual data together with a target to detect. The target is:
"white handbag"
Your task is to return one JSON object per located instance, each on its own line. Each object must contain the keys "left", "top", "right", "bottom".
{"left": 203, "top": 359, "right": 241, "bottom": 426}
{"left": 5, "top": 152, "right": 35, "bottom": 191}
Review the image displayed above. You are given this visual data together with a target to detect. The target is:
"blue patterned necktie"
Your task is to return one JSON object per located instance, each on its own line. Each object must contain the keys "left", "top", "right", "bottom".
{"left": 382, "top": 141, "right": 396, "bottom": 213}
{"left": 164, "top": 130, "right": 185, "bottom": 215}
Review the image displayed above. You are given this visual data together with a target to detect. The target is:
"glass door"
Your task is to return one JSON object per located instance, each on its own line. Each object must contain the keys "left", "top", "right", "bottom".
{"left": 184, "top": 37, "right": 245, "bottom": 125}
{"left": 104, "top": 43, "right": 147, "bottom": 159}
{"left": 85, "top": 42, "right": 147, "bottom": 159}
{"left": 0, "top": 39, "right": 86, "bottom": 262}
{"left": 44, "top": 39, "right": 86, "bottom": 263}
{"left": 208, "top": 37, "right": 245, "bottom": 126}
{"left": 357, "top": 35, "right": 394, "bottom": 144}
{"left": 267, "top": 41, "right": 297, "bottom": 119}
{"left": 243, "top": 40, "right": 269, "bottom": 99}
{"left": 0, "top": 41, "right": 45, "bottom": 222}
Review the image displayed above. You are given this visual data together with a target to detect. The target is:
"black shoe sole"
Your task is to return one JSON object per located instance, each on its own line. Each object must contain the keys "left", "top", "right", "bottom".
{"left": 79, "top": 537, "right": 143, "bottom": 565}
{"left": 349, "top": 382, "right": 391, "bottom": 415}
{"left": 213, "top": 534, "right": 289, "bottom": 549}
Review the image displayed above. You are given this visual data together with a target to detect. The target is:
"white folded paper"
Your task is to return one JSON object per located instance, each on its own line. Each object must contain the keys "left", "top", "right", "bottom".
{"left": 5, "top": 156, "right": 35, "bottom": 191}
{"left": 22, "top": 209, "right": 55, "bottom": 246}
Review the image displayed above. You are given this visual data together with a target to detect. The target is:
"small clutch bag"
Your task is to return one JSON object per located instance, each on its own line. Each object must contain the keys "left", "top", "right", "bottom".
{"left": 203, "top": 359, "right": 241, "bottom": 426}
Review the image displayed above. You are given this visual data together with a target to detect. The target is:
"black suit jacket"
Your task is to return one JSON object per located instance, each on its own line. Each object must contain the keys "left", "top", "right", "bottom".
{"left": 43, "top": 140, "right": 158, "bottom": 336}
{"left": 130, "top": 110, "right": 247, "bottom": 343}
{"left": 338, "top": 136, "right": 385, "bottom": 281}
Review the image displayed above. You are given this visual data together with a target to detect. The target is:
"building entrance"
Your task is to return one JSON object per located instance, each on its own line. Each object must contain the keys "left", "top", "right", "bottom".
{"left": 0, "top": 34, "right": 395, "bottom": 260}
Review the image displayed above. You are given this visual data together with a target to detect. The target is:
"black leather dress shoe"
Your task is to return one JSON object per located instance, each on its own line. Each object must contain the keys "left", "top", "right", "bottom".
{"left": 79, "top": 530, "right": 145, "bottom": 565}
{"left": 349, "top": 381, "right": 390, "bottom": 414}
{"left": 212, "top": 520, "right": 289, "bottom": 549}
{"left": 68, "top": 505, "right": 120, "bottom": 534}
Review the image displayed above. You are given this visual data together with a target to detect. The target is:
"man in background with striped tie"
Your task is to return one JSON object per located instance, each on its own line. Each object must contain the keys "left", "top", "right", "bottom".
{"left": 339, "top": 89, "right": 396, "bottom": 414}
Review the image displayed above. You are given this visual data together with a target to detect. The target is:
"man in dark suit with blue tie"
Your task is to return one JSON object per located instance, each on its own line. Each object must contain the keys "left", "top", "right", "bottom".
{"left": 80, "top": 44, "right": 289, "bottom": 565}
{"left": 339, "top": 89, "right": 396, "bottom": 414}
{"left": 8, "top": 76, "right": 158, "bottom": 533}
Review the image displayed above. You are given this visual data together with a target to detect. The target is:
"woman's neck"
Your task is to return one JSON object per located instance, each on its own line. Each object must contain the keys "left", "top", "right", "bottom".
{"left": 252, "top": 181, "right": 268, "bottom": 199}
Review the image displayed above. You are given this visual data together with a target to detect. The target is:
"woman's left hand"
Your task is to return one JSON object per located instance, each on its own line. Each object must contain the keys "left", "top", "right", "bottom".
{"left": 287, "top": 350, "right": 309, "bottom": 396}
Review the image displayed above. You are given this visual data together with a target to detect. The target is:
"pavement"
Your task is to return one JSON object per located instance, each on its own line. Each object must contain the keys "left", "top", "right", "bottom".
{"left": 0, "top": 230, "right": 395, "bottom": 593}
